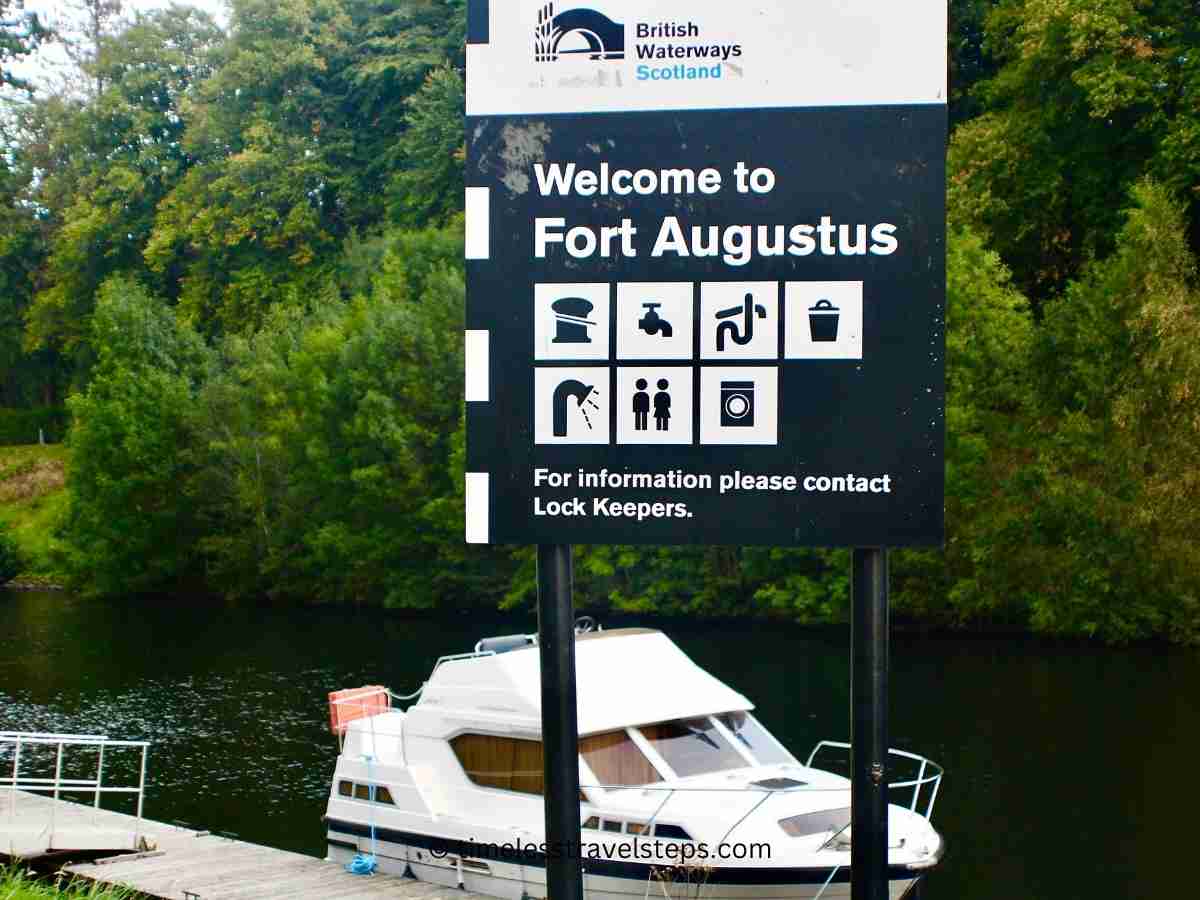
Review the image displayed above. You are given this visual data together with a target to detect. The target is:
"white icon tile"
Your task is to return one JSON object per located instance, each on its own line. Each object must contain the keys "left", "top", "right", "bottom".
{"left": 534, "top": 367, "right": 610, "bottom": 445}
{"left": 699, "top": 367, "right": 779, "bottom": 446}
{"left": 534, "top": 283, "right": 610, "bottom": 361}
{"left": 616, "top": 367, "right": 694, "bottom": 445}
{"left": 785, "top": 281, "right": 863, "bottom": 360}
{"left": 700, "top": 282, "right": 779, "bottom": 360}
{"left": 616, "top": 283, "right": 694, "bottom": 360}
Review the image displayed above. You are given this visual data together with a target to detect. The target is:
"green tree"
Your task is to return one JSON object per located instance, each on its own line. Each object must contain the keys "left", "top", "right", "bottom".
{"left": 21, "top": 5, "right": 222, "bottom": 359}
{"left": 145, "top": 0, "right": 465, "bottom": 334}
{"left": 64, "top": 276, "right": 212, "bottom": 596}
{"left": 0, "top": 524, "right": 21, "bottom": 584}
{"left": 1011, "top": 181, "right": 1200, "bottom": 642}
{"left": 949, "top": 0, "right": 1001, "bottom": 127}
{"left": 190, "top": 223, "right": 509, "bottom": 605}
{"left": 893, "top": 225, "right": 1035, "bottom": 626}
{"left": 61, "top": 0, "right": 127, "bottom": 97}
{"left": 387, "top": 64, "right": 465, "bottom": 225}
{"left": 1, "top": 0, "right": 50, "bottom": 92}
{"left": 0, "top": 143, "right": 62, "bottom": 406}
{"left": 949, "top": 0, "right": 1200, "bottom": 299}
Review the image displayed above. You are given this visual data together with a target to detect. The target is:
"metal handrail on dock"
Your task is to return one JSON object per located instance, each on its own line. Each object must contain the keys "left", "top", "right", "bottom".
{"left": 3, "top": 731, "right": 151, "bottom": 847}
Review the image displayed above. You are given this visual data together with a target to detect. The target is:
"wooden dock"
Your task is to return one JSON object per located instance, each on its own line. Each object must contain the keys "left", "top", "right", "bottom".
{"left": 2, "top": 791, "right": 474, "bottom": 899}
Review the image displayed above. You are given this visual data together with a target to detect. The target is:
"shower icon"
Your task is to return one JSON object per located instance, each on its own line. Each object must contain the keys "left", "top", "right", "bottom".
{"left": 552, "top": 378, "right": 601, "bottom": 437}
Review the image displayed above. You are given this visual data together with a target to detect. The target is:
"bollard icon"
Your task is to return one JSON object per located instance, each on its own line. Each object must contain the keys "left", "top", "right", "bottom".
{"left": 808, "top": 299, "right": 840, "bottom": 342}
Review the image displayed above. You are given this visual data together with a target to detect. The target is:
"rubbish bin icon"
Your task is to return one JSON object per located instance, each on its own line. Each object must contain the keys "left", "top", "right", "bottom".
{"left": 808, "top": 299, "right": 840, "bottom": 342}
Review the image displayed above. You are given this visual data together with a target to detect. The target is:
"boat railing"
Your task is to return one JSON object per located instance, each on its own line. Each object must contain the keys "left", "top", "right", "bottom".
{"left": 585, "top": 761, "right": 940, "bottom": 861}
{"left": 329, "top": 685, "right": 431, "bottom": 753}
{"left": 805, "top": 740, "right": 943, "bottom": 820}
{"left": 584, "top": 782, "right": 856, "bottom": 838}
{"left": 3, "top": 731, "right": 151, "bottom": 845}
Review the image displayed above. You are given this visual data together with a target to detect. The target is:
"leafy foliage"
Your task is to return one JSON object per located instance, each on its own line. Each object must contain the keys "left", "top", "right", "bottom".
{"left": 0, "top": 0, "right": 1197, "bottom": 643}
{"left": 893, "top": 224, "right": 1035, "bottom": 627}
{"left": 1017, "top": 181, "right": 1200, "bottom": 642}
{"left": 0, "top": 522, "right": 20, "bottom": 584}
{"left": 949, "top": 0, "right": 1200, "bottom": 299}
{"left": 0, "top": 407, "right": 68, "bottom": 444}
{"left": 388, "top": 65, "right": 465, "bottom": 225}
{"left": 190, "top": 225, "right": 491, "bottom": 605}
{"left": 63, "top": 276, "right": 211, "bottom": 596}
{"left": 22, "top": 5, "right": 222, "bottom": 356}
{"left": 0, "top": 1, "right": 50, "bottom": 92}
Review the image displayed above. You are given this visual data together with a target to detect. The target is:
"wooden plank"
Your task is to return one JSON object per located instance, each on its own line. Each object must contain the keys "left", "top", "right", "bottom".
{"left": 5, "top": 793, "right": 487, "bottom": 900}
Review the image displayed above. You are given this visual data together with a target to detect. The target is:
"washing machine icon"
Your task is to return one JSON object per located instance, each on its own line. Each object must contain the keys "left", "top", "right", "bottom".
{"left": 720, "top": 381, "right": 756, "bottom": 427}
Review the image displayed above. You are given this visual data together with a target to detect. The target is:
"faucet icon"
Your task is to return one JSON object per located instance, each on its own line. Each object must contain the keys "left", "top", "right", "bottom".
{"left": 715, "top": 293, "right": 767, "bottom": 351}
{"left": 638, "top": 302, "right": 673, "bottom": 337}
{"left": 552, "top": 379, "right": 599, "bottom": 437}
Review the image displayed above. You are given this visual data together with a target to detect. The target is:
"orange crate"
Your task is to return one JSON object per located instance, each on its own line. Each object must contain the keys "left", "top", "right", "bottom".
{"left": 328, "top": 685, "right": 390, "bottom": 735}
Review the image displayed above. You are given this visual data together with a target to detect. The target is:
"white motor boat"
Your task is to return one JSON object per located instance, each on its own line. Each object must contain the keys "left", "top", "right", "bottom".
{"left": 323, "top": 625, "right": 944, "bottom": 899}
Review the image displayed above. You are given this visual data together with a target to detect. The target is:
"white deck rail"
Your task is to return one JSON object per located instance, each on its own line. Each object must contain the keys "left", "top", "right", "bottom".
{"left": 3, "top": 731, "right": 151, "bottom": 848}
{"left": 805, "top": 740, "right": 944, "bottom": 820}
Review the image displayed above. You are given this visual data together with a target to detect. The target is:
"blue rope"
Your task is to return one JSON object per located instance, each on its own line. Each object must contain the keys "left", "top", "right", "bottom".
{"left": 345, "top": 754, "right": 378, "bottom": 876}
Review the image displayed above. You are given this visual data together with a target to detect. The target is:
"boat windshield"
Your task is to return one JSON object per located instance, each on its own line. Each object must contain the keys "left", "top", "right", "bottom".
{"left": 717, "top": 711, "right": 798, "bottom": 766}
{"left": 638, "top": 717, "right": 747, "bottom": 777}
{"left": 580, "top": 730, "right": 663, "bottom": 787}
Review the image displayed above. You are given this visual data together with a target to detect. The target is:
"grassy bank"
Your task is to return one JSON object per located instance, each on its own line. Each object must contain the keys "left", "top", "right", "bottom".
{"left": 0, "top": 444, "right": 69, "bottom": 586}
{"left": 0, "top": 866, "right": 133, "bottom": 899}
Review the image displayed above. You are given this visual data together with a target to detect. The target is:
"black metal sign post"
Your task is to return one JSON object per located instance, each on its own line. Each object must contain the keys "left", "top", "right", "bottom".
{"left": 851, "top": 547, "right": 890, "bottom": 900}
{"left": 536, "top": 544, "right": 585, "bottom": 900}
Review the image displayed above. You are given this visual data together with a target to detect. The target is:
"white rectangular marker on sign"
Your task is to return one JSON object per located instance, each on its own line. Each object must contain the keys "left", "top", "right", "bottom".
{"left": 464, "top": 187, "right": 490, "bottom": 260}
{"left": 465, "top": 330, "right": 490, "bottom": 402}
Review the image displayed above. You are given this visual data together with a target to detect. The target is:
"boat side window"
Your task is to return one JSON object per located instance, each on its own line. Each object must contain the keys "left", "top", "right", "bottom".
{"left": 626, "top": 821, "right": 647, "bottom": 835}
{"left": 638, "top": 717, "right": 746, "bottom": 777}
{"left": 778, "top": 808, "right": 851, "bottom": 837}
{"left": 450, "top": 733, "right": 546, "bottom": 795}
{"left": 653, "top": 823, "right": 692, "bottom": 841}
{"left": 579, "top": 730, "right": 663, "bottom": 787}
{"left": 344, "top": 782, "right": 394, "bottom": 803}
{"left": 602, "top": 819, "right": 622, "bottom": 833}
{"left": 717, "top": 711, "right": 798, "bottom": 766}
{"left": 582, "top": 816, "right": 601, "bottom": 830}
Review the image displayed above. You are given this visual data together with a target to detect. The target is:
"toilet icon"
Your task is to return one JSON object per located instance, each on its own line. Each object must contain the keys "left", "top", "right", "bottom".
{"left": 551, "top": 297, "right": 596, "bottom": 344}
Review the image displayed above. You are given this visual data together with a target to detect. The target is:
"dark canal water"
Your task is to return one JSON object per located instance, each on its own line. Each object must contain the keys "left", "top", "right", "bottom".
{"left": 2, "top": 589, "right": 1197, "bottom": 898}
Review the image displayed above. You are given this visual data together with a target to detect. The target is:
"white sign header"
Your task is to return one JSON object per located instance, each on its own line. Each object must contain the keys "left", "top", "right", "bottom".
{"left": 467, "top": 0, "right": 947, "bottom": 116}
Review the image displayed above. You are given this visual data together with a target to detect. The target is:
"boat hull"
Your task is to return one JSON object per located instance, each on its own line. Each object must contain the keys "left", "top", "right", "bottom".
{"left": 327, "top": 830, "right": 924, "bottom": 900}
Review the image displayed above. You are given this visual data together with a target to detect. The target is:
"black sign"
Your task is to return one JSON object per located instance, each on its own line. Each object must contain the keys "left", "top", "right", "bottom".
{"left": 465, "top": 2, "right": 946, "bottom": 547}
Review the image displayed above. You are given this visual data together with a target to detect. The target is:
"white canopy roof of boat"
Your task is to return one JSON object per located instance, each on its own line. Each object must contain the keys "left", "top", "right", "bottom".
{"left": 418, "top": 629, "right": 752, "bottom": 735}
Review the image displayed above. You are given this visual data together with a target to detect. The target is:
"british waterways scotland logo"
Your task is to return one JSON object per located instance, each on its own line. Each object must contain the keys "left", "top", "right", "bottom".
{"left": 534, "top": 3, "right": 625, "bottom": 62}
